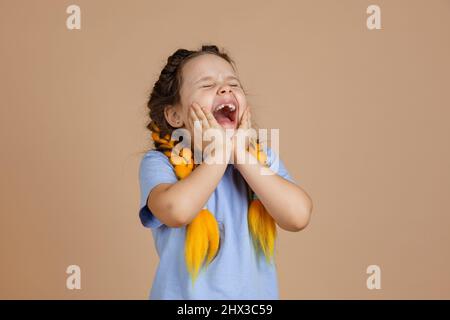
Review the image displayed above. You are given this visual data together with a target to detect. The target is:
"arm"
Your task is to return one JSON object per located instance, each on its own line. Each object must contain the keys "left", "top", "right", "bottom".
{"left": 232, "top": 105, "right": 313, "bottom": 232}
{"left": 147, "top": 160, "right": 228, "bottom": 227}
{"left": 148, "top": 102, "right": 232, "bottom": 227}
{"left": 234, "top": 152, "right": 313, "bottom": 232}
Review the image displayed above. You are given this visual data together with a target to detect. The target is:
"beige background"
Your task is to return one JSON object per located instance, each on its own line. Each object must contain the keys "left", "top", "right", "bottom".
{"left": 1, "top": 0, "right": 449, "bottom": 299}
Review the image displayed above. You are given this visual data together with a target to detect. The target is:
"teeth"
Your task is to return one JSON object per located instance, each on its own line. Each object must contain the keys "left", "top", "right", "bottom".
{"left": 215, "top": 104, "right": 236, "bottom": 112}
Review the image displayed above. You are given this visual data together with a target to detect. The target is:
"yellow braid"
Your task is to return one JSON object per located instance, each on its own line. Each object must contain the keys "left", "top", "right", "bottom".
{"left": 149, "top": 121, "right": 277, "bottom": 285}
{"left": 246, "top": 139, "right": 277, "bottom": 263}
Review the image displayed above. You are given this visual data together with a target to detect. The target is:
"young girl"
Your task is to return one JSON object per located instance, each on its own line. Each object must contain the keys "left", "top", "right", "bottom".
{"left": 139, "top": 45, "right": 313, "bottom": 300}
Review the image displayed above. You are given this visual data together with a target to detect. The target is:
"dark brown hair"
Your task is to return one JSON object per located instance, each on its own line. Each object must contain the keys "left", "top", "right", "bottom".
{"left": 146, "top": 44, "right": 242, "bottom": 139}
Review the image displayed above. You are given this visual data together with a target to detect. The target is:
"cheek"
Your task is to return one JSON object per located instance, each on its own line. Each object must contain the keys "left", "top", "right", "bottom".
{"left": 187, "top": 91, "right": 215, "bottom": 112}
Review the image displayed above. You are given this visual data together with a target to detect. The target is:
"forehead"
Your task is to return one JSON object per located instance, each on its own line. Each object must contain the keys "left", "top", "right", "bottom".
{"left": 181, "top": 54, "right": 236, "bottom": 85}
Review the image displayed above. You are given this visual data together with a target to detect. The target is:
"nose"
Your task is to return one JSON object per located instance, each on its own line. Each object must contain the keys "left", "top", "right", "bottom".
{"left": 217, "top": 84, "right": 232, "bottom": 95}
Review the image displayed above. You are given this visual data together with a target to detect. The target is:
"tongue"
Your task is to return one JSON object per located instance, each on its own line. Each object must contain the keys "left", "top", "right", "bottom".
{"left": 213, "top": 108, "right": 235, "bottom": 126}
{"left": 214, "top": 112, "right": 233, "bottom": 125}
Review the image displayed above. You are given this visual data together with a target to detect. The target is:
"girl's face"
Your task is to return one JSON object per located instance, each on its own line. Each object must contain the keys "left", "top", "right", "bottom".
{"left": 176, "top": 54, "right": 247, "bottom": 132}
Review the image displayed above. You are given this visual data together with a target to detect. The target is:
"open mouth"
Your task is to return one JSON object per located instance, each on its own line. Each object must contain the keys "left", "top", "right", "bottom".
{"left": 212, "top": 103, "right": 238, "bottom": 127}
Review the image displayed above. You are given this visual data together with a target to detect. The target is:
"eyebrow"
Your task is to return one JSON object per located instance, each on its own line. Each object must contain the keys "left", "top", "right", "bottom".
{"left": 194, "top": 75, "right": 240, "bottom": 84}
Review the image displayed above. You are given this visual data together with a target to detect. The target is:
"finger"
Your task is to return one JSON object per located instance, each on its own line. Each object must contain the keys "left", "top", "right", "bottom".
{"left": 202, "top": 106, "right": 221, "bottom": 129}
{"left": 243, "top": 106, "right": 255, "bottom": 145}
{"left": 189, "top": 105, "right": 206, "bottom": 152}
{"left": 246, "top": 105, "right": 252, "bottom": 128}
{"left": 189, "top": 105, "right": 200, "bottom": 130}
{"left": 239, "top": 106, "right": 250, "bottom": 129}
{"left": 191, "top": 102, "right": 209, "bottom": 134}
{"left": 190, "top": 105, "right": 207, "bottom": 146}
{"left": 192, "top": 102, "right": 210, "bottom": 131}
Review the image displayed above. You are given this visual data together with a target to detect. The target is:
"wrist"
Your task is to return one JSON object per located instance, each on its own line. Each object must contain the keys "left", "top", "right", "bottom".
{"left": 232, "top": 148, "right": 253, "bottom": 171}
{"left": 203, "top": 139, "right": 233, "bottom": 165}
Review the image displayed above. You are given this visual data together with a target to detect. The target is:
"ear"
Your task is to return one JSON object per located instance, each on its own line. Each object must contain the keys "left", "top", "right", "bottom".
{"left": 164, "top": 104, "right": 184, "bottom": 128}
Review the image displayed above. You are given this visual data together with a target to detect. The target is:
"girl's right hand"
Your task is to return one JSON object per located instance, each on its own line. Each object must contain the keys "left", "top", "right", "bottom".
{"left": 188, "top": 102, "right": 233, "bottom": 164}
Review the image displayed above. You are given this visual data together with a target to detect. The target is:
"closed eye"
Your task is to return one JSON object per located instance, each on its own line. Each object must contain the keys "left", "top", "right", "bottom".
{"left": 201, "top": 82, "right": 241, "bottom": 88}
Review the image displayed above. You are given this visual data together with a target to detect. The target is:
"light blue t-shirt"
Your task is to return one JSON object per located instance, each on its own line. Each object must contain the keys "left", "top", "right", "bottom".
{"left": 138, "top": 146, "right": 296, "bottom": 300}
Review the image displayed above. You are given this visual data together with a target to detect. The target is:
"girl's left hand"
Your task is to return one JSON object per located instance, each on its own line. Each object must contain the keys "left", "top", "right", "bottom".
{"left": 232, "top": 105, "right": 253, "bottom": 163}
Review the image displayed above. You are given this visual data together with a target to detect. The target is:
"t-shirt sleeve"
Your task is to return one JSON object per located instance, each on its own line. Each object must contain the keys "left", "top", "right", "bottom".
{"left": 138, "top": 150, "right": 179, "bottom": 228}
{"left": 265, "top": 146, "right": 297, "bottom": 185}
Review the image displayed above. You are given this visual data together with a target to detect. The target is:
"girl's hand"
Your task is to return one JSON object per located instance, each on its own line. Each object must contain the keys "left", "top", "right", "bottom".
{"left": 188, "top": 102, "right": 233, "bottom": 163}
{"left": 232, "top": 105, "right": 253, "bottom": 163}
